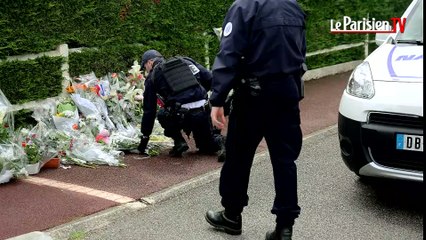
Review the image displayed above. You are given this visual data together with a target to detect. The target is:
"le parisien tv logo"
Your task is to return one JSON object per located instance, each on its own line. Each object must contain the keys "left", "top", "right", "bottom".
{"left": 330, "top": 16, "right": 406, "bottom": 33}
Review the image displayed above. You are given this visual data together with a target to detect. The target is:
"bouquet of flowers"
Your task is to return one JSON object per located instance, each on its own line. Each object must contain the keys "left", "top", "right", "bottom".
{"left": 63, "top": 133, "right": 124, "bottom": 167}
{"left": 53, "top": 98, "right": 80, "bottom": 134}
{"left": 0, "top": 143, "right": 27, "bottom": 182}
{"left": 0, "top": 60, "right": 174, "bottom": 173}
{"left": 127, "top": 61, "right": 145, "bottom": 90}
{"left": 23, "top": 142, "right": 42, "bottom": 164}
{"left": 44, "top": 129, "right": 73, "bottom": 155}
{"left": 0, "top": 89, "right": 14, "bottom": 143}
{"left": 105, "top": 72, "right": 143, "bottom": 125}
{"left": 0, "top": 90, "right": 26, "bottom": 182}
{"left": 0, "top": 157, "right": 13, "bottom": 184}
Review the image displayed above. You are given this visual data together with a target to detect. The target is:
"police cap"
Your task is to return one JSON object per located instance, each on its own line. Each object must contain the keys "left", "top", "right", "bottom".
{"left": 141, "top": 49, "right": 163, "bottom": 67}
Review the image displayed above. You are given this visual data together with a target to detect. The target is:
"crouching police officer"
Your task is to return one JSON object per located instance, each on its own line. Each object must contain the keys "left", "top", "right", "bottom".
{"left": 136, "top": 49, "right": 225, "bottom": 159}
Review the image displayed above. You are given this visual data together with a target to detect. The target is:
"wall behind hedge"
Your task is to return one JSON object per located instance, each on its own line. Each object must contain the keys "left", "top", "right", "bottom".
{"left": 0, "top": 0, "right": 411, "bottom": 105}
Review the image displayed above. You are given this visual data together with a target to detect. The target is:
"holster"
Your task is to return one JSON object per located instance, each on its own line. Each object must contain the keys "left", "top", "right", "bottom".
{"left": 223, "top": 93, "right": 233, "bottom": 116}
{"left": 237, "top": 77, "right": 261, "bottom": 97}
{"left": 299, "top": 63, "right": 308, "bottom": 100}
{"left": 157, "top": 104, "right": 185, "bottom": 134}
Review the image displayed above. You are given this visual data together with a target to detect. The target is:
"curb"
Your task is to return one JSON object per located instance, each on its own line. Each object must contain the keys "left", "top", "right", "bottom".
{"left": 44, "top": 202, "right": 147, "bottom": 240}
{"left": 6, "top": 232, "right": 53, "bottom": 240}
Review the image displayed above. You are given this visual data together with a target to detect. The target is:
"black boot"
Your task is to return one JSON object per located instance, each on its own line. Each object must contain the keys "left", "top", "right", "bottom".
{"left": 129, "top": 136, "right": 149, "bottom": 156}
{"left": 169, "top": 135, "right": 189, "bottom": 157}
{"left": 265, "top": 227, "right": 293, "bottom": 240}
{"left": 205, "top": 210, "right": 242, "bottom": 235}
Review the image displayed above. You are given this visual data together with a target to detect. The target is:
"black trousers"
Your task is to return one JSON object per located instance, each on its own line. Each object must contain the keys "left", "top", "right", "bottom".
{"left": 157, "top": 107, "right": 221, "bottom": 152}
{"left": 219, "top": 76, "right": 302, "bottom": 227}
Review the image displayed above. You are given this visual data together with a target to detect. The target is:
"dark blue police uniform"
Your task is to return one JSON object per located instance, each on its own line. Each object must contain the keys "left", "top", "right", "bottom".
{"left": 141, "top": 56, "right": 223, "bottom": 156}
{"left": 209, "top": 0, "right": 306, "bottom": 232}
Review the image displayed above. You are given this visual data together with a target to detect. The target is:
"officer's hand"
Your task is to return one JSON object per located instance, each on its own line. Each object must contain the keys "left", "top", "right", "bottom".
{"left": 211, "top": 106, "right": 227, "bottom": 130}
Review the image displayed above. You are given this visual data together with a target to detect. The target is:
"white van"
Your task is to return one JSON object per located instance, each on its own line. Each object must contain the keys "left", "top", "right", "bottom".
{"left": 337, "top": 0, "right": 423, "bottom": 182}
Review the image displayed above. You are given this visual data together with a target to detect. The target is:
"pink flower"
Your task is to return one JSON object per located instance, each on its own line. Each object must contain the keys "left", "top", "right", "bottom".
{"left": 95, "top": 130, "right": 110, "bottom": 144}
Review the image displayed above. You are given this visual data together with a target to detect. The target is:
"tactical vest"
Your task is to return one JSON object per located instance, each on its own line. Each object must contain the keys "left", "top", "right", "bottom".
{"left": 161, "top": 57, "right": 199, "bottom": 96}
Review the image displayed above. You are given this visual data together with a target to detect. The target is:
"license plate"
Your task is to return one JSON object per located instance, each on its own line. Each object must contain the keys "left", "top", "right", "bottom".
{"left": 396, "top": 134, "right": 423, "bottom": 152}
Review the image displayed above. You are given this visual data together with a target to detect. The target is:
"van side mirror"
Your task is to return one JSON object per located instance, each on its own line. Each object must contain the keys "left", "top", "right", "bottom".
{"left": 375, "top": 33, "right": 390, "bottom": 46}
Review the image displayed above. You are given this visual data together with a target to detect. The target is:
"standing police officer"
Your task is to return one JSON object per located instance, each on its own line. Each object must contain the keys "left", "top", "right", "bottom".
{"left": 205, "top": 0, "right": 306, "bottom": 239}
{"left": 136, "top": 50, "right": 225, "bottom": 159}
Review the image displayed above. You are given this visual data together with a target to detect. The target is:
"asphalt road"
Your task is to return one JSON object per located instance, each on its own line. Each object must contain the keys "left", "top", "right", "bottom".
{"left": 46, "top": 126, "right": 424, "bottom": 240}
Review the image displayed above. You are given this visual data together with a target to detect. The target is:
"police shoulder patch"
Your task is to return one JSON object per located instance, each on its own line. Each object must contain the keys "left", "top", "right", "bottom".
{"left": 223, "top": 22, "right": 233, "bottom": 37}
{"left": 188, "top": 64, "right": 200, "bottom": 75}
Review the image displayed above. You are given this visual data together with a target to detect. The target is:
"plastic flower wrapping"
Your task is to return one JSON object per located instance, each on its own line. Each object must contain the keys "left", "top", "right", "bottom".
{"left": 0, "top": 143, "right": 27, "bottom": 183}
{"left": 0, "top": 89, "right": 14, "bottom": 143}
{"left": 1, "top": 89, "right": 27, "bottom": 183}
{"left": 0, "top": 62, "right": 173, "bottom": 183}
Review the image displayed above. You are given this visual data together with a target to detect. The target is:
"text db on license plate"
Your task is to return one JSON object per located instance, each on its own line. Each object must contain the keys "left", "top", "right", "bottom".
{"left": 396, "top": 134, "right": 423, "bottom": 152}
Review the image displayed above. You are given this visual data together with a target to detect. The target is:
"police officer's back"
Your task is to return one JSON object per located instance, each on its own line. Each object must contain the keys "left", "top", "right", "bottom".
{"left": 206, "top": 0, "right": 306, "bottom": 239}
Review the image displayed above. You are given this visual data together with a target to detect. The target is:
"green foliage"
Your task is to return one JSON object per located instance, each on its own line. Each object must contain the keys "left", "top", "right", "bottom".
{"left": 0, "top": 124, "right": 9, "bottom": 143}
{"left": 368, "top": 42, "right": 379, "bottom": 55}
{"left": 68, "top": 230, "right": 86, "bottom": 240}
{"left": 68, "top": 45, "right": 149, "bottom": 77}
{"left": 0, "top": 0, "right": 412, "bottom": 58}
{"left": 0, "top": 0, "right": 232, "bottom": 62}
{"left": 14, "top": 109, "right": 37, "bottom": 130}
{"left": 24, "top": 144, "right": 42, "bottom": 164}
{"left": 0, "top": 0, "right": 412, "bottom": 108}
{"left": 306, "top": 46, "right": 365, "bottom": 69}
{"left": 0, "top": 0, "right": 129, "bottom": 58}
{"left": 0, "top": 56, "right": 64, "bottom": 104}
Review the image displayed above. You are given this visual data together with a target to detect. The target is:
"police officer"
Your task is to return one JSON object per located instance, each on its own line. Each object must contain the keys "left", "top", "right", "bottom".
{"left": 204, "top": 0, "right": 306, "bottom": 239}
{"left": 136, "top": 49, "right": 225, "bottom": 159}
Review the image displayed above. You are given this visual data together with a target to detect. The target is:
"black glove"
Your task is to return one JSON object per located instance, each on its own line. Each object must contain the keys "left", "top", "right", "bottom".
{"left": 137, "top": 135, "right": 150, "bottom": 154}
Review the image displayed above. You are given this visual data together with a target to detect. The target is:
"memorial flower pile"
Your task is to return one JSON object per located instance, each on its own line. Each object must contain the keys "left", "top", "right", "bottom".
{"left": 0, "top": 61, "right": 172, "bottom": 183}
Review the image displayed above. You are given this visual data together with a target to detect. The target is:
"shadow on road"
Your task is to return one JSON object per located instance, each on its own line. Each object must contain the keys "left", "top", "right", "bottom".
{"left": 355, "top": 178, "right": 424, "bottom": 213}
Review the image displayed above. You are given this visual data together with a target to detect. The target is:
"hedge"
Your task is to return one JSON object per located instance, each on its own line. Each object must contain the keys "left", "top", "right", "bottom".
{"left": 0, "top": 0, "right": 412, "bottom": 105}
{"left": 0, "top": 56, "right": 64, "bottom": 104}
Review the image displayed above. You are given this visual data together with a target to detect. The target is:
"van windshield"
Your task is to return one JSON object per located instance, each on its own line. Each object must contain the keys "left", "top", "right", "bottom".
{"left": 396, "top": 0, "right": 423, "bottom": 44}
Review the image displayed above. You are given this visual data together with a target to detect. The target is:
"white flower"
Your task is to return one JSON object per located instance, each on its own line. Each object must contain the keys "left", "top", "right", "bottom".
{"left": 128, "top": 61, "right": 141, "bottom": 77}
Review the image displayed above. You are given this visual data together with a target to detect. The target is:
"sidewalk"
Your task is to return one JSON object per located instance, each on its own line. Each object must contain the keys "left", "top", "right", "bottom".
{"left": 0, "top": 71, "right": 351, "bottom": 240}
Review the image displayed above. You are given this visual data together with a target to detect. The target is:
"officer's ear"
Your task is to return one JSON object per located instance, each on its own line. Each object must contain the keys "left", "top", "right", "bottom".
{"left": 146, "top": 59, "right": 154, "bottom": 71}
